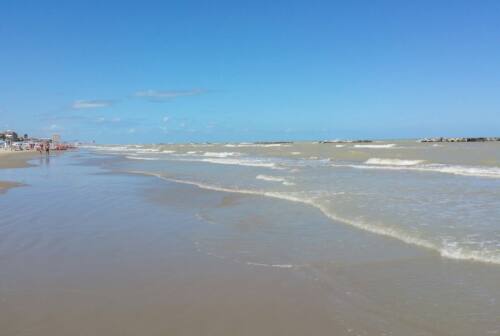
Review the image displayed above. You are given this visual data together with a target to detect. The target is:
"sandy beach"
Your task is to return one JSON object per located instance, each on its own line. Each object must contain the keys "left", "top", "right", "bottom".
{"left": 0, "top": 151, "right": 40, "bottom": 193}
{"left": 0, "top": 149, "right": 499, "bottom": 336}
{"left": 0, "top": 151, "right": 40, "bottom": 169}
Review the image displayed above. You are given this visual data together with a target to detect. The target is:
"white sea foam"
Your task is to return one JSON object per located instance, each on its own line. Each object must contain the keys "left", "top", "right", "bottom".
{"left": 335, "top": 144, "right": 345, "bottom": 148}
{"left": 201, "top": 158, "right": 281, "bottom": 169}
{"left": 202, "top": 152, "right": 241, "bottom": 157}
{"left": 126, "top": 156, "right": 160, "bottom": 161}
{"left": 137, "top": 148, "right": 161, "bottom": 153}
{"left": 354, "top": 144, "right": 396, "bottom": 148}
{"left": 335, "top": 162, "right": 500, "bottom": 179}
{"left": 127, "top": 170, "right": 500, "bottom": 265}
{"left": 425, "top": 164, "right": 500, "bottom": 178}
{"left": 365, "top": 158, "right": 425, "bottom": 166}
{"left": 246, "top": 262, "right": 295, "bottom": 268}
{"left": 290, "top": 152, "right": 301, "bottom": 155}
{"left": 256, "top": 174, "right": 295, "bottom": 186}
{"left": 83, "top": 145, "right": 135, "bottom": 152}
{"left": 162, "top": 150, "right": 176, "bottom": 154}
{"left": 224, "top": 143, "right": 289, "bottom": 148}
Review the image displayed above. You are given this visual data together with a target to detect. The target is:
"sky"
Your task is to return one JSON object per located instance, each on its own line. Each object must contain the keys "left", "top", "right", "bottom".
{"left": 1, "top": 0, "right": 499, "bottom": 143}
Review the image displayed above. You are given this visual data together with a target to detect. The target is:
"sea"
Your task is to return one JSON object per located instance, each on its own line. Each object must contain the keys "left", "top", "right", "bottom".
{"left": 85, "top": 140, "right": 500, "bottom": 265}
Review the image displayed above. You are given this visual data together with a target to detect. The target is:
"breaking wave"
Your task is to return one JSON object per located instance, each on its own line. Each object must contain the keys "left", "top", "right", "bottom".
{"left": 365, "top": 158, "right": 425, "bottom": 166}
{"left": 256, "top": 174, "right": 295, "bottom": 186}
{"left": 335, "top": 162, "right": 500, "bottom": 179}
{"left": 224, "top": 143, "right": 290, "bottom": 148}
{"left": 354, "top": 144, "right": 396, "bottom": 149}
{"left": 125, "top": 156, "right": 160, "bottom": 161}
{"left": 202, "top": 152, "right": 241, "bottom": 158}
{"left": 201, "top": 158, "right": 281, "bottom": 169}
{"left": 246, "top": 262, "right": 295, "bottom": 268}
{"left": 126, "top": 170, "right": 500, "bottom": 265}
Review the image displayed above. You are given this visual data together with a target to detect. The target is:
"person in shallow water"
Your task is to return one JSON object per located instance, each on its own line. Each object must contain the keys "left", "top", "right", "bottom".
{"left": 45, "top": 143, "right": 50, "bottom": 155}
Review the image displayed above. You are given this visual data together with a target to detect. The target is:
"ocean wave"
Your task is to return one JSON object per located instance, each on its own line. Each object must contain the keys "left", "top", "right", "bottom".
{"left": 202, "top": 152, "right": 241, "bottom": 158}
{"left": 246, "top": 262, "right": 295, "bottom": 268}
{"left": 224, "top": 143, "right": 289, "bottom": 148}
{"left": 125, "top": 156, "right": 160, "bottom": 161}
{"left": 334, "top": 162, "right": 500, "bottom": 178}
{"left": 137, "top": 148, "right": 161, "bottom": 153}
{"left": 126, "top": 170, "right": 500, "bottom": 265}
{"left": 256, "top": 174, "right": 295, "bottom": 186}
{"left": 83, "top": 145, "right": 136, "bottom": 152}
{"left": 365, "top": 158, "right": 425, "bottom": 166}
{"left": 354, "top": 144, "right": 396, "bottom": 148}
{"left": 201, "top": 158, "right": 281, "bottom": 169}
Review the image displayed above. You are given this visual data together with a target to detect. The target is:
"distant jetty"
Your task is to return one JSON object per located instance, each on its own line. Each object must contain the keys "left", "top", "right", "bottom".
{"left": 418, "top": 137, "right": 500, "bottom": 143}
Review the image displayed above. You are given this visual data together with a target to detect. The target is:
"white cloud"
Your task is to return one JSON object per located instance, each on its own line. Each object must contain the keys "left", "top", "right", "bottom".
{"left": 42, "top": 124, "right": 63, "bottom": 132}
{"left": 96, "top": 116, "right": 121, "bottom": 123}
{"left": 72, "top": 100, "right": 113, "bottom": 109}
{"left": 134, "top": 89, "right": 205, "bottom": 100}
{"left": 163, "top": 116, "right": 169, "bottom": 122}
{"left": 128, "top": 128, "right": 136, "bottom": 134}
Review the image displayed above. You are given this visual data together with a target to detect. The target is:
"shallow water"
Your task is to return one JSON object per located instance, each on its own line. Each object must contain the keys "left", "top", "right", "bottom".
{"left": 1, "top": 150, "right": 499, "bottom": 335}
{"left": 86, "top": 140, "right": 500, "bottom": 264}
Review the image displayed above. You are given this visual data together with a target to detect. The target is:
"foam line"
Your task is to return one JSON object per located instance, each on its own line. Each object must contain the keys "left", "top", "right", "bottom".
{"left": 126, "top": 170, "right": 500, "bottom": 265}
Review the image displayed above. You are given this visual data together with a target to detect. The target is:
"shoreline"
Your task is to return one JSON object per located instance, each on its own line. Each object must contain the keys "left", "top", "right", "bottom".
{"left": 116, "top": 163, "right": 500, "bottom": 335}
{"left": 0, "top": 151, "right": 41, "bottom": 193}
{"left": 0, "top": 181, "right": 24, "bottom": 194}
{"left": 125, "top": 169, "right": 500, "bottom": 265}
{"left": 1, "top": 150, "right": 499, "bottom": 335}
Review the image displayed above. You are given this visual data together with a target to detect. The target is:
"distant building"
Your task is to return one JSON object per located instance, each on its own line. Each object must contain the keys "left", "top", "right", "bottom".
{"left": 4, "top": 130, "right": 18, "bottom": 141}
{"left": 52, "top": 134, "right": 61, "bottom": 144}
{"left": 0, "top": 130, "right": 18, "bottom": 145}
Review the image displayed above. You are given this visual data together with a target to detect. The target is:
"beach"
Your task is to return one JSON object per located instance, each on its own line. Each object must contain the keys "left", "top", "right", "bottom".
{"left": 0, "top": 151, "right": 40, "bottom": 193}
{"left": 3, "top": 0, "right": 500, "bottom": 334}
{"left": 0, "top": 146, "right": 499, "bottom": 335}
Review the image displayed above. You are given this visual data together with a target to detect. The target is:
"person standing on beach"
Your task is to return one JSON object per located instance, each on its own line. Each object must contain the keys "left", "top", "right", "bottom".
{"left": 45, "top": 142, "right": 50, "bottom": 155}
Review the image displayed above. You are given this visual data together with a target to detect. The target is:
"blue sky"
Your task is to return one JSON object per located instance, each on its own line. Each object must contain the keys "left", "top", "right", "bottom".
{"left": 1, "top": 0, "right": 499, "bottom": 143}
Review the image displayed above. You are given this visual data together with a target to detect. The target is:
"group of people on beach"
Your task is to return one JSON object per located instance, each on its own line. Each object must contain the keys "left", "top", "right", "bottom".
{"left": 37, "top": 142, "right": 50, "bottom": 155}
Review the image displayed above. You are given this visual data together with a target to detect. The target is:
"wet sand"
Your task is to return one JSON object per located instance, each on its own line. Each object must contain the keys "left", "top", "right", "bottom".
{"left": 0, "top": 151, "right": 499, "bottom": 335}
{"left": 0, "top": 151, "right": 40, "bottom": 169}
{"left": 0, "top": 181, "right": 23, "bottom": 194}
{"left": 0, "top": 151, "right": 40, "bottom": 193}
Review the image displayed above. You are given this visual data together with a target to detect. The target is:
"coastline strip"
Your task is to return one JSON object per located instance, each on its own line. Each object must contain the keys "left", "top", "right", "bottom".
{"left": 124, "top": 170, "right": 500, "bottom": 265}
{"left": 0, "top": 151, "right": 40, "bottom": 194}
